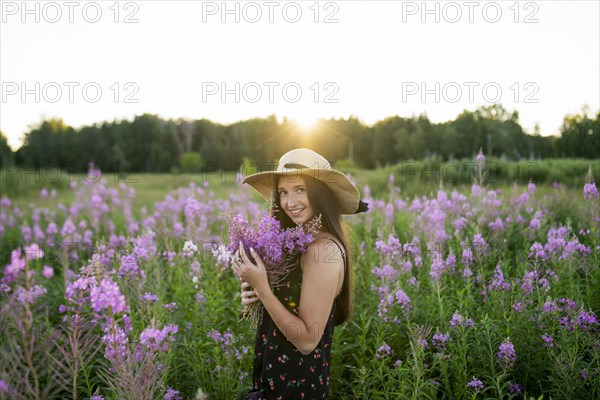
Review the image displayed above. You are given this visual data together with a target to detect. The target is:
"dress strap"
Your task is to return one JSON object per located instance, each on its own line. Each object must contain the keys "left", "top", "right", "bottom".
{"left": 328, "top": 238, "right": 345, "bottom": 298}
{"left": 328, "top": 238, "right": 346, "bottom": 260}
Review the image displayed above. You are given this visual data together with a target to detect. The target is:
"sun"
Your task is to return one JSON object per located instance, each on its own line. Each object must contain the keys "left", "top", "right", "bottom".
{"left": 293, "top": 115, "right": 319, "bottom": 132}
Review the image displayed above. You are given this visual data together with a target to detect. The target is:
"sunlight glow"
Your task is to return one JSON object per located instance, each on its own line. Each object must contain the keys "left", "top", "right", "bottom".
{"left": 293, "top": 116, "right": 319, "bottom": 132}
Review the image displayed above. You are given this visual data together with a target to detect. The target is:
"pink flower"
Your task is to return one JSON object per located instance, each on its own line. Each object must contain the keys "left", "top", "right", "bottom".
{"left": 24, "top": 243, "right": 44, "bottom": 261}
{"left": 476, "top": 149, "right": 485, "bottom": 162}
{"left": 42, "top": 265, "right": 54, "bottom": 278}
{"left": 583, "top": 182, "right": 598, "bottom": 200}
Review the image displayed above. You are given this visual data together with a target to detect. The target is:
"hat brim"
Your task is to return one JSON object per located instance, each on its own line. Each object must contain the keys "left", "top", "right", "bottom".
{"left": 242, "top": 168, "right": 361, "bottom": 215}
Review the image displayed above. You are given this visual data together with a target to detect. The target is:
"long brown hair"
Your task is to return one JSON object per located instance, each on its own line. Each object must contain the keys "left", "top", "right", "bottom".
{"left": 270, "top": 174, "right": 353, "bottom": 326}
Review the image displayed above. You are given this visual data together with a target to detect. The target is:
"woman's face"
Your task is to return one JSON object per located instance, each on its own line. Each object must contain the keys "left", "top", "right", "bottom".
{"left": 277, "top": 175, "right": 315, "bottom": 225}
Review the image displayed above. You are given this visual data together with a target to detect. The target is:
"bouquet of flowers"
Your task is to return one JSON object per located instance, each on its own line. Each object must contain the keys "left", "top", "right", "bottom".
{"left": 226, "top": 211, "right": 322, "bottom": 325}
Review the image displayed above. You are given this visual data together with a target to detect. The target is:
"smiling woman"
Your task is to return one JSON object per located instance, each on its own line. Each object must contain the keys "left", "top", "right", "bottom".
{"left": 235, "top": 148, "right": 369, "bottom": 399}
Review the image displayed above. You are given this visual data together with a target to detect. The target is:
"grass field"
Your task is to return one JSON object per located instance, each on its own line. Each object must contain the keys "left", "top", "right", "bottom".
{"left": 0, "top": 157, "right": 598, "bottom": 399}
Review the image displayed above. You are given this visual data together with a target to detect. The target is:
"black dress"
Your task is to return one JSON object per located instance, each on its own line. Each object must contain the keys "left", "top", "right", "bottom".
{"left": 241, "top": 238, "right": 345, "bottom": 400}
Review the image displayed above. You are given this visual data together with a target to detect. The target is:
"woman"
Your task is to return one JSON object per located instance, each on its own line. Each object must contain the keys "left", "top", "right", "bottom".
{"left": 231, "top": 148, "right": 369, "bottom": 399}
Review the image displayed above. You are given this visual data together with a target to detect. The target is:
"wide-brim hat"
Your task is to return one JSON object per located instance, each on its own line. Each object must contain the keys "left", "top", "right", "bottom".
{"left": 241, "top": 148, "right": 369, "bottom": 215}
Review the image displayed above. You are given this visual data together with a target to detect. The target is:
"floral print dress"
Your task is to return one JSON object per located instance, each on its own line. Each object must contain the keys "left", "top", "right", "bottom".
{"left": 241, "top": 238, "right": 345, "bottom": 400}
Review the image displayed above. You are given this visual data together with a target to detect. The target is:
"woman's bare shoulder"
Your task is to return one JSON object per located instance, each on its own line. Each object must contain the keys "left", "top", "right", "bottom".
{"left": 301, "top": 233, "right": 345, "bottom": 269}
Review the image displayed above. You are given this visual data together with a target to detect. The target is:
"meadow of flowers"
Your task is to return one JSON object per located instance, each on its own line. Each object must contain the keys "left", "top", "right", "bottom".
{"left": 1, "top": 156, "right": 598, "bottom": 400}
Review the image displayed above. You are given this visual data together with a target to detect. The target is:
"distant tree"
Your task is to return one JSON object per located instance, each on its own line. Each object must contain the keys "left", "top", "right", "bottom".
{"left": 16, "top": 119, "right": 74, "bottom": 169}
{"left": 180, "top": 151, "right": 203, "bottom": 173}
{"left": 10, "top": 105, "right": 595, "bottom": 173}
{"left": 557, "top": 106, "right": 600, "bottom": 159}
{"left": 0, "top": 131, "right": 14, "bottom": 167}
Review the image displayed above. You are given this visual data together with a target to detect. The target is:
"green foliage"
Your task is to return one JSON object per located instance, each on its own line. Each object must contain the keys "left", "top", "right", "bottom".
{"left": 180, "top": 152, "right": 203, "bottom": 173}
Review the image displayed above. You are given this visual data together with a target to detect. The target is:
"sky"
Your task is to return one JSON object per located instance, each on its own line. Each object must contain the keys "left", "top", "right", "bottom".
{"left": 1, "top": 0, "right": 599, "bottom": 150}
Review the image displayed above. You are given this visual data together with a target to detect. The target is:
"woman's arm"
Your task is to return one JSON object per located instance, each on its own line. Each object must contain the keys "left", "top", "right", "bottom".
{"left": 254, "top": 239, "right": 343, "bottom": 355}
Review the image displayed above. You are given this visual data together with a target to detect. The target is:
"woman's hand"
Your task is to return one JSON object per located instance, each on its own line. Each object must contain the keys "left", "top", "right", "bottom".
{"left": 231, "top": 242, "right": 269, "bottom": 296}
{"left": 240, "top": 281, "right": 260, "bottom": 305}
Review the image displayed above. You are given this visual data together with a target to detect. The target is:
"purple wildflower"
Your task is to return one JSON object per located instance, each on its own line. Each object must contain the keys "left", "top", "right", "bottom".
{"left": 163, "top": 251, "right": 176, "bottom": 267}
{"left": 371, "top": 264, "right": 398, "bottom": 280}
{"left": 432, "top": 331, "right": 451, "bottom": 350}
{"left": 462, "top": 267, "right": 473, "bottom": 279}
{"left": 118, "top": 254, "right": 145, "bottom": 280}
{"left": 488, "top": 264, "right": 511, "bottom": 292}
{"left": 577, "top": 310, "right": 598, "bottom": 330}
{"left": 452, "top": 217, "right": 468, "bottom": 232}
{"left": 508, "top": 383, "right": 523, "bottom": 394}
{"left": 3, "top": 248, "right": 26, "bottom": 284}
{"left": 173, "top": 222, "right": 184, "bottom": 237}
{"left": 385, "top": 203, "right": 394, "bottom": 226}
{"left": 190, "top": 261, "right": 202, "bottom": 276}
{"left": 140, "top": 292, "right": 159, "bottom": 303}
{"left": 560, "top": 238, "right": 591, "bottom": 261}
{"left": 195, "top": 292, "right": 206, "bottom": 303}
{"left": 583, "top": 182, "right": 599, "bottom": 200}
{"left": 42, "top": 265, "right": 54, "bottom": 278}
{"left": 24, "top": 243, "right": 44, "bottom": 261}
{"left": 102, "top": 326, "right": 129, "bottom": 364}
{"left": 488, "top": 217, "right": 504, "bottom": 232}
{"left": 429, "top": 251, "right": 446, "bottom": 281}
{"left": 558, "top": 297, "right": 578, "bottom": 311}
{"left": 164, "top": 387, "right": 183, "bottom": 400}
{"left": 467, "top": 378, "right": 483, "bottom": 391}
{"left": 529, "top": 242, "right": 547, "bottom": 259}
{"left": 529, "top": 218, "right": 541, "bottom": 231}
{"left": 521, "top": 270, "right": 550, "bottom": 295}
{"left": 139, "top": 324, "right": 178, "bottom": 354}
{"left": 472, "top": 234, "right": 489, "bottom": 255}
{"left": 445, "top": 254, "right": 457, "bottom": 273}
{"left": 207, "top": 328, "right": 245, "bottom": 359}
{"left": 14, "top": 285, "right": 47, "bottom": 304}
{"left": 497, "top": 338, "right": 516, "bottom": 368}
{"left": 394, "top": 289, "right": 411, "bottom": 313}
{"left": 376, "top": 342, "right": 392, "bottom": 359}
{"left": 449, "top": 311, "right": 475, "bottom": 329}
{"left": 476, "top": 149, "right": 485, "bottom": 162}
{"left": 89, "top": 278, "right": 128, "bottom": 315}
{"left": 541, "top": 334, "right": 554, "bottom": 348}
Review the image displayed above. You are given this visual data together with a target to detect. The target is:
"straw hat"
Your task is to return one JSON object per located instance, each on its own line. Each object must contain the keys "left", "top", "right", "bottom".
{"left": 241, "top": 148, "right": 369, "bottom": 215}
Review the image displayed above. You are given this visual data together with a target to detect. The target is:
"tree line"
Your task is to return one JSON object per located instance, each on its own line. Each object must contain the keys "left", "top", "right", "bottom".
{"left": 1, "top": 104, "right": 598, "bottom": 173}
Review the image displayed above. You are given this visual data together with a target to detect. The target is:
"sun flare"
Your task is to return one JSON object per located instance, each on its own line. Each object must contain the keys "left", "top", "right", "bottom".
{"left": 293, "top": 115, "right": 319, "bottom": 131}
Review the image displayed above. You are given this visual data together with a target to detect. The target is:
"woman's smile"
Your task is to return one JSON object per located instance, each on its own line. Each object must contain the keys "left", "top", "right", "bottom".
{"left": 289, "top": 208, "right": 305, "bottom": 217}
